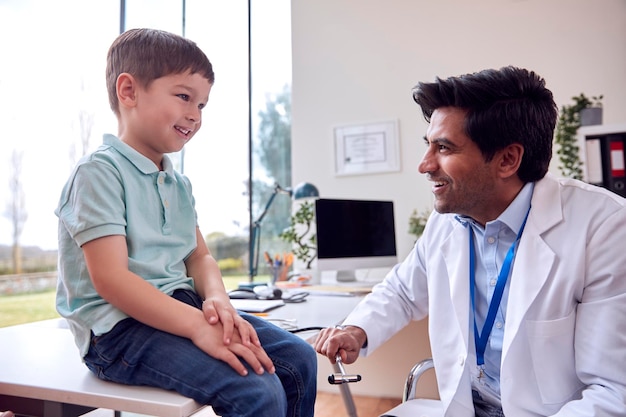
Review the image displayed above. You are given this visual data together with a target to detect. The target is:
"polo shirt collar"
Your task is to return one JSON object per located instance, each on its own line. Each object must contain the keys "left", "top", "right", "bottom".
{"left": 103, "top": 134, "right": 176, "bottom": 179}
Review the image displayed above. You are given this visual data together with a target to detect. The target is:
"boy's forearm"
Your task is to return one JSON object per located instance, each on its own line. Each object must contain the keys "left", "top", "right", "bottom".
{"left": 84, "top": 235, "right": 208, "bottom": 339}
{"left": 186, "top": 228, "right": 229, "bottom": 301}
{"left": 101, "top": 268, "right": 207, "bottom": 339}
{"left": 188, "top": 254, "right": 228, "bottom": 301}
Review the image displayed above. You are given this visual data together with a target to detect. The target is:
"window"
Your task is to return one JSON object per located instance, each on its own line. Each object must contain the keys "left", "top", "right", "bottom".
{"left": 0, "top": 0, "right": 292, "bottom": 325}
{"left": 0, "top": 0, "right": 119, "bottom": 268}
{"left": 249, "top": 0, "right": 293, "bottom": 279}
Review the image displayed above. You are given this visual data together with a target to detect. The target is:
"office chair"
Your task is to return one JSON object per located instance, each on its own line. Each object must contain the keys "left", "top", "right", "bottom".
{"left": 379, "top": 358, "right": 443, "bottom": 417}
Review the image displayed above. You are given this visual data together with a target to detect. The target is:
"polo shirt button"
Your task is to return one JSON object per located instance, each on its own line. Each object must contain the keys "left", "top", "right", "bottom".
{"left": 458, "top": 355, "right": 464, "bottom": 366}
{"left": 164, "top": 200, "right": 169, "bottom": 208}
{"left": 158, "top": 176, "right": 164, "bottom": 184}
{"left": 487, "top": 236, "right": 495, "bottom": 244}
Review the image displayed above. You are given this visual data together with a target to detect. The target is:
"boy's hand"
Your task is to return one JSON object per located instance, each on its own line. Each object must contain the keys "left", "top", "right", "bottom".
{"left": 190, "top": 319, "right": 275, "bottom": 377}
{"left": 202, "top": 296, "right": 261, "bottom": 348}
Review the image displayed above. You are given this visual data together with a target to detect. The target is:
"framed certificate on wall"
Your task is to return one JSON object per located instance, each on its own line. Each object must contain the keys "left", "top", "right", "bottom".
{"left": 334, "top": 120, "right": 400, "bottom": 176}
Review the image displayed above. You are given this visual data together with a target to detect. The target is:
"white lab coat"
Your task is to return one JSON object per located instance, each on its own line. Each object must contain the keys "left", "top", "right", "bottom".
{"left": 346, "top": 174, "right": 626, "bottom": 416}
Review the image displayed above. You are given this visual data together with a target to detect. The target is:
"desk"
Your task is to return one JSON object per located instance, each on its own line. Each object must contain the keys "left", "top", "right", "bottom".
{"left": 0, "top": 319, "right": 205, "bottom": 417}
{"left": 0, "top": 292, "right": 364, "bottom": 417}
{"left": 268, "top": 291, "right": 363, "bottom": 332}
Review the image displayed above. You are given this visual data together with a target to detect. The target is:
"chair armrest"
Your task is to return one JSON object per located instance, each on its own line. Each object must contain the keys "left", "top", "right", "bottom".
{"left": 403, "top": 358, "right": 434, "bottom": 402}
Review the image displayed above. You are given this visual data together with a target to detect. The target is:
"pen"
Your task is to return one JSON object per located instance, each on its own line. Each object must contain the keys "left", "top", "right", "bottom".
{"left": 251, "top": 312, "right": 269, "bottom": 317}
{"left": 279, "top": 252, "right": 293, "bottom": 281}
{"left": 272, "top": 254, "right": 282, "bottom": 285}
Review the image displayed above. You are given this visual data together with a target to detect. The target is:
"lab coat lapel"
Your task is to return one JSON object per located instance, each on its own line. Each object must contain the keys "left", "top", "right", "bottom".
{"left": 441, "top": 222, "right": 471, "bottom": 353}
{"left": 502, "top": 176, "right": 562, "bottom": 358}
{"left": 437, "top": 222, "right": 474, "bottom": 413}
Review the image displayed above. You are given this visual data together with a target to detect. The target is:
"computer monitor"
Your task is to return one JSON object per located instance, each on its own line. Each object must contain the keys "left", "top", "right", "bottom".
{"left": 314, "top": 198, "right": 398, "bottom": 282}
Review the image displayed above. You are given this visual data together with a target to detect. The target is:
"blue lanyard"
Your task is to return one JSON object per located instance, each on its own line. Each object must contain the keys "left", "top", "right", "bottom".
{"left": 469, "top": 207, "right": 530, "bottom": 367}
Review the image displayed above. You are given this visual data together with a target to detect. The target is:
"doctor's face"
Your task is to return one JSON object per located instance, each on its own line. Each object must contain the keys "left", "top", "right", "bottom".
{"left": 418, "top": 107, "right": 500, "bottom": 226}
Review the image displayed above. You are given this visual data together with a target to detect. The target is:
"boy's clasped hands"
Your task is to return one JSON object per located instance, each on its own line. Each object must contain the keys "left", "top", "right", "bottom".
{"left": 198, "top": 293, "right": 275, "bottom": 377}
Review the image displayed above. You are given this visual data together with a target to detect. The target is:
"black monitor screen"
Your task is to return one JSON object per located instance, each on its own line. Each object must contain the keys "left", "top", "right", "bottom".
{"left": 315, "top": 198, "right": 397, "bottom": 260}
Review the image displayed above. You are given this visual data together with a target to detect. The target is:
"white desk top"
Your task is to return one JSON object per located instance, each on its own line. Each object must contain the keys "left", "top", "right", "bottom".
{"left": 269, "top": 291, "right": 363, "bottom": 334}
{"left": 0, "top": 319, "right": 203, "bottom": 417}
{"left": 0, "top": 292, "right": 364, "bottom": 416}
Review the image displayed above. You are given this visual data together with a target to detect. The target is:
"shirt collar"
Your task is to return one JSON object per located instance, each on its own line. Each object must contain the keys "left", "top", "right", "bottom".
{"left": 454, "top": 182, "right": 534, "bottom": 232}
{"left": 103, "top": 134, "right": 176, "bottom": 180}
{"left": 497, "top": 182, "right": 534, "bottom": 234}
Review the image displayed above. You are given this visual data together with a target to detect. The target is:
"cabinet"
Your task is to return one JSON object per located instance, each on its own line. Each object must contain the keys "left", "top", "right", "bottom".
{"left": 577, "top": 123, "right": 626, "bottom": 197}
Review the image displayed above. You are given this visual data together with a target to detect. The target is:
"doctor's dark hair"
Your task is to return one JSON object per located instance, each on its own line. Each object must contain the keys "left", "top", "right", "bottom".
{"left": 106, "top": 28, "right": 215, "bottom": 117}
{"left": 412, "top": 66, "right": 558, "bottom": 183}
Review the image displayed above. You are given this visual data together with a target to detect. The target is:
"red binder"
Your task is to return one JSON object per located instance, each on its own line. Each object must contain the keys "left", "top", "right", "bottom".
{"left": 610, "top": 140, "right": 625, "bottom": 177}
{"left": 606, "top": 135, "right": 626, "bottom": 196}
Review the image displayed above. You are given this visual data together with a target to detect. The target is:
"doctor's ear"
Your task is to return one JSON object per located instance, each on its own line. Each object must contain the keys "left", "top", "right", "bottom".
{"left": 497, "top": 143, "right": 524, "bottom": 179}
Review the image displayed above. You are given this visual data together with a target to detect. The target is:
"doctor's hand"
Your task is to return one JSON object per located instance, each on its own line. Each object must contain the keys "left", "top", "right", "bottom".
{"left": 314, "top": 325, "right": 367, "bottom": 365}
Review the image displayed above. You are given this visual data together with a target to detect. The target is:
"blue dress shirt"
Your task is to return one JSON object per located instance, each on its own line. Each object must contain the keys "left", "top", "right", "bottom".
{"left": 457, "top": 182, "right": 534, "bottom": 404}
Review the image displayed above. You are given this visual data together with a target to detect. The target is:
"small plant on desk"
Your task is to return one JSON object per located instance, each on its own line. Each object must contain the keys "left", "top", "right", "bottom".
{"left": 279, "top": 201, "right": 317, "bottom": 269}
{"left": 408, "top": 207, "right": 431, "bottom": 241}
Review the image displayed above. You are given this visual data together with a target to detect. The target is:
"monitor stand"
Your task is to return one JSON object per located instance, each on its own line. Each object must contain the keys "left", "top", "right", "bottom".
{"left": 336, "top": 270, "right": 357, "bottom": 282}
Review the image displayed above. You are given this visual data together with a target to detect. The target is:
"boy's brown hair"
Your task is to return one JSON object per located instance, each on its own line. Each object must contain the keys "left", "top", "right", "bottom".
{"left": 106, "top": 28, "right": 215, "bottom": 116}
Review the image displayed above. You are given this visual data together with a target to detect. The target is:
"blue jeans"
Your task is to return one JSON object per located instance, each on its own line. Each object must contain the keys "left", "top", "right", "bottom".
{"left": 83, "top": 289, "right": 317, "bottom": 417}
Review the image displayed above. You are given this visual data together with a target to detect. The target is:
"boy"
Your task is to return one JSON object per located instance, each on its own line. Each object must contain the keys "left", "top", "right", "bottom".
{"left": 56, "top": 28, "right": 316, "bottom": 417}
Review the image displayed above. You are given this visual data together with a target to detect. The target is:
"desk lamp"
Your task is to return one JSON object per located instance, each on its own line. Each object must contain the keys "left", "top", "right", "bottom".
{"left": 249, "top": 181, "right": 319, "bottom": 281}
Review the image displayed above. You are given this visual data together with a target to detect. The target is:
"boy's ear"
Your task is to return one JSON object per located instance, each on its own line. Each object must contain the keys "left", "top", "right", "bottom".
{"left": 497, "top": 143, "right": 524, "bottom": 179}
{"left": 116, "top": 73, "right": 138, "bottom": 108}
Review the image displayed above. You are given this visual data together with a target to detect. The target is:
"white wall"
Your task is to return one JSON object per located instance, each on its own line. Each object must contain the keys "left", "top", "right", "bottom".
{"left": 291, "top": 0, "right": 626, "bottom": 260}
{"left": 291, "top": 0, "right": 626, "bottom": 399}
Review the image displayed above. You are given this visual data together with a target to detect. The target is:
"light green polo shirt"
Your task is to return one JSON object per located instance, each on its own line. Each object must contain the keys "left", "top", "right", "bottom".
{"left": 56, "top": 134, "right": 197, "bottom": 356}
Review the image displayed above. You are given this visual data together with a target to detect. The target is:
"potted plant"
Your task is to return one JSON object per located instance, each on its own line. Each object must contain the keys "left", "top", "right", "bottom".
{"left": 279, "top": 201, "right": 317, "bottom": 270}
{"left": 554, "top": 93, "right": 603, "bottom": 180}
{"left": 580, "top": 95, "right": 603, "bottom": 127}
{"left": 408, "top": 207, "right": 431, "bottom": 240}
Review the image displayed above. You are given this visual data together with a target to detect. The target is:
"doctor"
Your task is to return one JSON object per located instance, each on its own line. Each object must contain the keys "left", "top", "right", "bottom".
{"left": 315, "top": 66, "right": 626, "bottom": 416}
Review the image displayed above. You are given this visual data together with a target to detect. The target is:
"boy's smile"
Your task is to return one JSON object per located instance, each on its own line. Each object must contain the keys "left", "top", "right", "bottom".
{"left": 119, "top": 70, "right": 212, "bottom": 169}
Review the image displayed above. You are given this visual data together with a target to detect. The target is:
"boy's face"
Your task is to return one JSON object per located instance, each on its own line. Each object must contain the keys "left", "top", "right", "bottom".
{"left": 122, "top": 70, "right": 212, "bottom": 168}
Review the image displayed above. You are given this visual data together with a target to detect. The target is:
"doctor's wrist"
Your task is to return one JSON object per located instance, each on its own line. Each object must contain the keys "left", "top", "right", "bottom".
{"left": 336, "top": 324, "right": 368, "bottom": 349}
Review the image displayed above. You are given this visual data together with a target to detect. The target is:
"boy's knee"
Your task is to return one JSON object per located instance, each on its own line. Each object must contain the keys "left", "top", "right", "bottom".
{"left": 216, "top": 374, "right": 287, "bottom": 416}
{"left": 302, "top": 342, "right": 318, "bottom": 371}
{"left": 289, "top": 337, "right": 318, "bottom": 371}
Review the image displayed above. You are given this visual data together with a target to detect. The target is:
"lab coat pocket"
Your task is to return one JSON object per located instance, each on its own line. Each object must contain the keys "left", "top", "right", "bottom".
{"left": 525, "top": 310, "right": 583, "bottom": 405}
